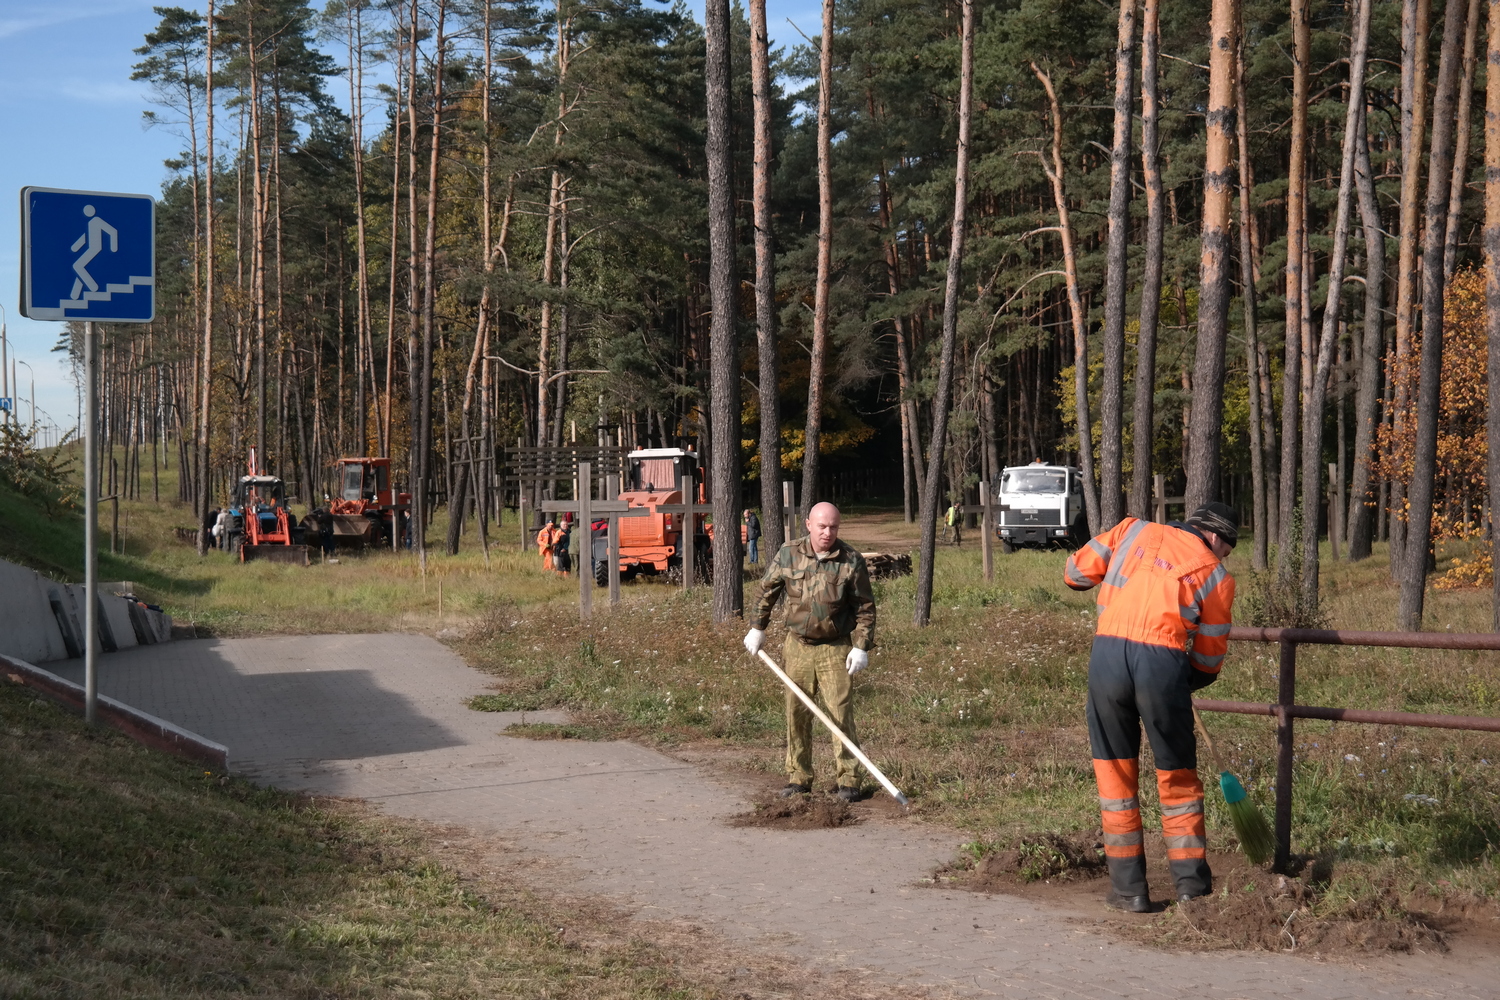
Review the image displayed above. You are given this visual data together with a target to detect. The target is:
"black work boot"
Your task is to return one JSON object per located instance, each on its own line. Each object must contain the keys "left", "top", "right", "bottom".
{"left": 1104, "top": 855, "right": 1151, "bottom": 913}
{"left": 1171, "top": 858, "right": 1213, "bottom": 902}
{"left": 835, "top": 785, "right": 861, "bottom": 803}
{"left": 779, "top": 783, "right": 810, "bottom": 798}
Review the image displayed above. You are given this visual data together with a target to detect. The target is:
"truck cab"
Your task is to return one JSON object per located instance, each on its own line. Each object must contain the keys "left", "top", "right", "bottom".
{"left": 994, "top": 462, "right": 1088, "bottom": 552}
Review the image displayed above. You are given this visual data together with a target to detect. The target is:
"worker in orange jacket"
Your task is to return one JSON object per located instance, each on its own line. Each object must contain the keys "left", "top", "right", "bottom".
{"left": 536, "top": 519, "right": 562, "bottom": 573}
{"left": 1063, "top": 502, "right": 1238, "bottom": 913}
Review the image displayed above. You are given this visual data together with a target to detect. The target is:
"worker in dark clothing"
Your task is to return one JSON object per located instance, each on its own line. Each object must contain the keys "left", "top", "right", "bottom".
{"left": 744, "top": 509, "right": 762, "bottom": 564}
{"left": 1063, "top": 502, "right": 1238, "bottom": 913}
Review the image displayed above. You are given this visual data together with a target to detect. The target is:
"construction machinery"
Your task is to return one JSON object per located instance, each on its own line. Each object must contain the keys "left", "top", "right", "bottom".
{"left": 592, "top": 447, "right": 712, "bottom": 586}
{"left": 309, "top": 456, "right": 410, "bottom": 550}
{"left": 229, "top": 448, "right": 312, "bottom": 565}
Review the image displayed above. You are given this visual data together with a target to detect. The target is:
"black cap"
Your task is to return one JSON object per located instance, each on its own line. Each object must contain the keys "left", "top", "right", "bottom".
{"left": 1187, "top": 502, "right": 1239, "bottom": 548}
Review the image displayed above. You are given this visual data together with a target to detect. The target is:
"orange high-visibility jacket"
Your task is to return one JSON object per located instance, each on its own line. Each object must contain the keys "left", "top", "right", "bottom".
{"left": 1064, "top": 517, "right": 1235, "bottom": 676}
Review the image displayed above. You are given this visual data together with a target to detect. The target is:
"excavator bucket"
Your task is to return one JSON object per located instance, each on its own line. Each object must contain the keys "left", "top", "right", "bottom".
{"left": 242, "top": 544, "right": 312, "bottom": 566}
{"left": 329, "top": 513, "right": 376, "bottom": 545}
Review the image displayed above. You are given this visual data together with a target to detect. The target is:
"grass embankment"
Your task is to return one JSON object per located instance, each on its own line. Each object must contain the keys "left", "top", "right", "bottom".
{"left": 0, "top": 673, "right": 899, "bottom": 999}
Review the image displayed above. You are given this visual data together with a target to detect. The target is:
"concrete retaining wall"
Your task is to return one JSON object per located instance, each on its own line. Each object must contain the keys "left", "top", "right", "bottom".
{"left": 1, "top": 652, "right": 228, "bottom": 769}
{"left": 0, "top": 558, "right": 173, "bottom": 663}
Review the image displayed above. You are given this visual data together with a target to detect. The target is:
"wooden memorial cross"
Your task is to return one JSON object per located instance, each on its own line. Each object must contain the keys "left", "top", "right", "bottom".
{"left": 979, "top": 479, "right": 994, "bottom": 582}
{"left": 539, "top": 461, "right": 648, "bottom": 620}
{"left": 649, "top": 472, "right": 716, "bottom": 591}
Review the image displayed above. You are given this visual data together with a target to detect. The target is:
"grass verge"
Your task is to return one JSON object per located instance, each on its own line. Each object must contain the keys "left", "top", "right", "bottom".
{"left": 0, "top": 674, "right": 929, "bottom": 999}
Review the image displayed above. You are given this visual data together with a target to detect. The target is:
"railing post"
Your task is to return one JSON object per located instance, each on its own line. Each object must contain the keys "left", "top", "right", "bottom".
{"left": 1274, "top": 636, "right": 1297, "bottom": 873}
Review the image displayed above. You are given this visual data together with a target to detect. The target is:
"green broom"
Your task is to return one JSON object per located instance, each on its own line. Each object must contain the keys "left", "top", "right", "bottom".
{"left": 1192, "top": 706, "right": 1274, "bottom": 865}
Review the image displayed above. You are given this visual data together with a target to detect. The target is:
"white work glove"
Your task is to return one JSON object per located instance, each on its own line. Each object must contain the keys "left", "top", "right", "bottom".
{"left": 846, "top": 647, "right": 868, "bottom": 675}
{"left": 744, "top": 628, "right": 765, "bottom": 655}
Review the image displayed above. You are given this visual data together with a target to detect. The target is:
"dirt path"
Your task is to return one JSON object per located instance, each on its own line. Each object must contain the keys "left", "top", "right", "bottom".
{"left": 48, "top": 635, "right": 1494, "bottom": 999}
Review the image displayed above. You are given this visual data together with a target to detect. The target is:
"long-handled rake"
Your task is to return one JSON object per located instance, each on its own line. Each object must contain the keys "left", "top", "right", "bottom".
{"left": 1192, "top": 705, "right": 1274, "bottom": 864}
{"left": 752, "top": 648, "right": 909, "bottom": 808}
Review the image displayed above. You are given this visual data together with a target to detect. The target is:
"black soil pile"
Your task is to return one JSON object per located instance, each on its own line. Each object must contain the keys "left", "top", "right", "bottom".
{"left": 940, "top": 836, "right": 1470, "bottom": 957}
{"left": 964, "top": 832, "right": 1108, "bottom": 892}
{"left": 730, "top": 793, "right": 858, "bottom": 830}
{"left": 1161, "top": 881, "right": 1447, "bottom": 954}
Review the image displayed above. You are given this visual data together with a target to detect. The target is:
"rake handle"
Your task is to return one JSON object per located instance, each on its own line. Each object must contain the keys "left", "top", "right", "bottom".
{"left": 754, "top": 648, "right": 909, "bottom": 808}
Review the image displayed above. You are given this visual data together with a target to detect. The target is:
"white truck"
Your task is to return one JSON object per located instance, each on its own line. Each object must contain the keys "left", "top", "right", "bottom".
{"left": 993, "top": 462, "right": 1088, "bottom": 552}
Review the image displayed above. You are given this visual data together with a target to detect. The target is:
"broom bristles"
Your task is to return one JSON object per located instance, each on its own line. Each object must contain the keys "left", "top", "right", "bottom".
{"left": 1220, "top": 772, "right": 1275, "bottom": 865}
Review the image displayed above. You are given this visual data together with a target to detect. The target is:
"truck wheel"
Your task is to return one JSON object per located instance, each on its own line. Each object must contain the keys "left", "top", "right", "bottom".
{"left": 999, "top": 538, "right": 1017, "bottom": 555}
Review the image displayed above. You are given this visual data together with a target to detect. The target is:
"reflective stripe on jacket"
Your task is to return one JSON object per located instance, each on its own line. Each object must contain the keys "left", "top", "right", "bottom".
{"left": 1063, "top": 517, "right": 1235, "bottom": 674}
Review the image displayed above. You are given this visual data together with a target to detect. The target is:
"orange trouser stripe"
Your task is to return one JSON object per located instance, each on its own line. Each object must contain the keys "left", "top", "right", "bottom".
{"left": 1094, "top": 758, "right": 1144, "bottom": 858}
{"left": 1158, "top": 767, "right": 1206, "bottom": 859}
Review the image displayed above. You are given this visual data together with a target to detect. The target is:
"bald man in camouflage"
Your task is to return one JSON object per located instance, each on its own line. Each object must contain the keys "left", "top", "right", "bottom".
{"left": 745, "top": 502, "right": 876, "bottom": 802}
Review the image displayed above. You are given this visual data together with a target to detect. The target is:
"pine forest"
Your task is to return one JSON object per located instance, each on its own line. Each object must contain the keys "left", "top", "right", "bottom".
{"left": 78, "top": 0, "right": 1500, "bottom": 627}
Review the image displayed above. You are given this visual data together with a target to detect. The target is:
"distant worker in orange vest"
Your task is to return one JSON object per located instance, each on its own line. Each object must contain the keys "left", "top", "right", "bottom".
{"left": 1063, "top": 502, "right": 1238, "bottom": 913}
{"left": 536, "top": 519, "right": 562, "bottom": 573}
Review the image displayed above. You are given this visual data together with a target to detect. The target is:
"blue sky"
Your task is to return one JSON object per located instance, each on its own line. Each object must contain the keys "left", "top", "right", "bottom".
{"left": 1, "top": 0, "right": 819, "bottom": 438}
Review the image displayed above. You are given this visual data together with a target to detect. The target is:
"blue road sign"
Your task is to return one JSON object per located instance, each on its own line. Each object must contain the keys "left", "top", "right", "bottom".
{"left": 0, "top": 398, "right": 10, "bottom": 412}
{"left": 20, "top": 187, "right": 154, "bottom": 323}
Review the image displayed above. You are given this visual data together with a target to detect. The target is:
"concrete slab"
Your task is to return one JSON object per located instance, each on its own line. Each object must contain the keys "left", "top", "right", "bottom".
{"left": 0, "top": 560, "right": 68, "bottom": 664}
{"left": 98, "top": 593, "right": 138, "bottom": 652}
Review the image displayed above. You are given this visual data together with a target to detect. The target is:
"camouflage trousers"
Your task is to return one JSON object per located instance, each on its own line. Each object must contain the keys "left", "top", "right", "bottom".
{"left": 782, "top": 633, "right": 859, "bottom": 788}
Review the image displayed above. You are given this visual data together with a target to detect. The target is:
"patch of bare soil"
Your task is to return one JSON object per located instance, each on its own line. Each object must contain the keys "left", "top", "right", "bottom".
{"left": 730, "top": 791, "right": 859, "bottom": 830}
{"left": 937, "top": 836, "right": 1487, "bottom": 958}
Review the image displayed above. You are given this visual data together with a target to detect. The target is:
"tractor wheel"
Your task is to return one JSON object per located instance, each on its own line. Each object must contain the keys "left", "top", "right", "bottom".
{"left": 227, "top": 530, "right": 243, "bottom": 558}
{"left": 595, "top": 560, "right": 609, "bottom": 588}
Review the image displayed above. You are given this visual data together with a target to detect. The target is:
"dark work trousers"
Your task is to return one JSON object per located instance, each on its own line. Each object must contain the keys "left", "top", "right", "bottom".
{"left": 1086, "top": 635, "right": 1211, "bottom": 899}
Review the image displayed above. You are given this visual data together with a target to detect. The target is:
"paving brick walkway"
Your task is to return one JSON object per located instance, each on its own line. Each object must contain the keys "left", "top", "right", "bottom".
{"left": 50, "top": 634, "right": 1494, "bottom": 999}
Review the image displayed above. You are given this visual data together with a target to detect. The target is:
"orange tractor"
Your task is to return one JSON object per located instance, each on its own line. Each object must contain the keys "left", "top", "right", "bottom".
{"left": 230, "top": 448, "right": 312, "bottom": 565}
{"left": 307, "top": 456, "right": 411, "bottom": 550}
{"left": 590, "top": 448, "right": 713, "bottom": 586}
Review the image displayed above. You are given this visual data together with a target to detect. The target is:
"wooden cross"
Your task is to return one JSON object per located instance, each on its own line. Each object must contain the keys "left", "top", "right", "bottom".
{"left": 781, "top": 480, "right": 800, "bottom": 541}
{"left": 979, "top": 479, "right": 994, "bottom": 582}
{"left": 1152, "top": 473, "right": 1187, "bottom": 524}
{"left": 539, "top": 461, "right": 649, "bottom": 620}
{"left": 647, "top": 472, "right": 716, "bottom": 590}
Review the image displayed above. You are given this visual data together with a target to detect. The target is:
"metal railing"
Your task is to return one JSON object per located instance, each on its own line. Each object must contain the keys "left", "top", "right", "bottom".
{"left": 1193, "top": 626, "right": 1500, "bottom": 873}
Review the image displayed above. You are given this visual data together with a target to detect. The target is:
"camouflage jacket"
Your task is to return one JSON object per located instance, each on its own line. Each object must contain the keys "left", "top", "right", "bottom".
{"left": 751, "top": 538, "right": 876, "bottom": 650}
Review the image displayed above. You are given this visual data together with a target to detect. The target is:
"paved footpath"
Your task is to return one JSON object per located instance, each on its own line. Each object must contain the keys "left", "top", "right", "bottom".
{"left": 49, "top": 634, "right": 1493, "bottom": 999}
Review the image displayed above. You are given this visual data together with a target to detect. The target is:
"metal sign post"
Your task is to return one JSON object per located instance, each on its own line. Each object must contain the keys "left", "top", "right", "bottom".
{"left": 21, "top": 186, "right": 155, "bottom": 725}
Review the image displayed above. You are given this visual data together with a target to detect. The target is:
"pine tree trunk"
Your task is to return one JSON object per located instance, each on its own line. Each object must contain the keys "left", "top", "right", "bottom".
{"left": 1391, "top": 0, "right": 1432, "bottom": 575}
{"left": 1236, "top": 16, "right": 1268, "bottom": 570}
{"left": 1484, "top": 0, "right": 1500, "bottom": 629}
{"left": 1400, "top": 0, "right": 1469, "bottom": 630}
{"left": 1130, "top": 0, "right": 1163, "bottom": 522}
{"left": 1445, "top": 0, "right": 1482, "bottom": 282}
{"left": 914, "top": 0, "right": 974, "bottom": 627}
{"left": 1035, "top": 68, "right": 1100, "bottom": 532}
{"left": 1278, "top": 0, "right": 1310, "bottom": 578}
{"left": 1300, "top": 0, "right": 1372, "bottom": 613}
{"left": 196, "top": 1, "right": 216, "bottom": 557}
{"left": 348, "top": 0, "right": 371, "bottom": 457}
{"left": 801, "top": 0, "right": 835, "bottom": 517}
{"left": 1100, "top": 0, "right": 1137, "bottom": 530}
{"left": 707, "top": 0, "right": 742, "bottom": 621}
{"left": 750, "top": 0, "right": 782, "bottom": 555}
{"left": 416, "top": 0, "right": 447, "bottom": 566}
{"left": 1184, "top": 0, "right": 1236, "bottom": 512}
{"left": 1348, "top": 101, "right": 1386, "bottom": 562}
